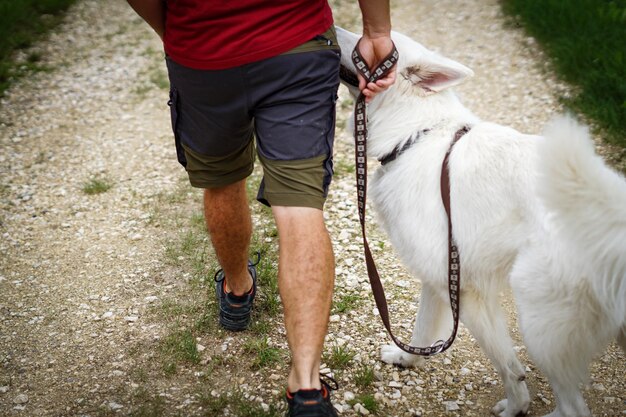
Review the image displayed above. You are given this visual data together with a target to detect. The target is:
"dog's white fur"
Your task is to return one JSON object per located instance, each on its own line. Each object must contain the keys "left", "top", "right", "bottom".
{"left": 336, "top": 27, "right": 626, "bottom": 417}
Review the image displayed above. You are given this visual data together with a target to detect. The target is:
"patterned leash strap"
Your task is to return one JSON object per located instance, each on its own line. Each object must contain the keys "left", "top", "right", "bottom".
{"left": 352, "top": 40, "right": 462, "bottom": 356}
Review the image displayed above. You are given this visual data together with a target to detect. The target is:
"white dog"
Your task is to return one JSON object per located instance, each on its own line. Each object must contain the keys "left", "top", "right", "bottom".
{"left": 336, "top": 26, "right": 626, "bottom": 417}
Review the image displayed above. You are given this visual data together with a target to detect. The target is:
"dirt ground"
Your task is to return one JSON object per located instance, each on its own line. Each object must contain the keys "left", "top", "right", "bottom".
{"left": 0, "top": 0, "right": 624, "bottom": 416}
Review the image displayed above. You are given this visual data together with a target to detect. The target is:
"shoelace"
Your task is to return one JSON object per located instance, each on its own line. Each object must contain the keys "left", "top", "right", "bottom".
{"left": 319, "top": 373, "right": 338, "bottom": 393}
{"left": 287, "top": 374, "right": 339, "bottom": 399}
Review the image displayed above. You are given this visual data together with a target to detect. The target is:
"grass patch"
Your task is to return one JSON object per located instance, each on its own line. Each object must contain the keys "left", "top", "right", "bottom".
{"left": 162, "top": 211, "right": 215, "bottom": 284}
{"left": 249, "top": 318, "right": 273, "bottom": 335}
{"left": 242, "top": 337, "right": 283, "bottom": 370}
{"left": 323, "top": 344, "right": 355, "bottom": 370}
{"left": 247, "top": 204, "right": 281, "bottom": 321}
{"left": 149, "top": 66, "right": 169, "bottom": 90}
{"left": 254, "top": 251, "right": 281, "bottom": 318}
{"left": 129, "top": 388, "right": 167, "bottom": 417}
{"left": 333, "top": 157, "right": 355, "bottom": 179}
{"left": 354, "top": 365, "right": 376, "bottom": 389}
{"left": 197, "top": 392, "right": 229, "bottom": 415}
{"left": 159, "top": 329, "right": 200, "bottom": 374}
{"left": 154, "top": 298, "right": 203, "bottom": 322}
{"left": 501, "top": 0, "right": 626, "bottom": 147}
{"left": 194, "top": 307, "right": 219, "bottom": 333}
{"left": 332, "top": 292, "right": 361, "bottom": 314}
{"left": 81, "top": 176, "right": 113, "bottom": 195}
{"left": 200, "top": 390, "right": 283, "bottom": 417}
{"left": 349, "top": 394, "right": 380, "bottom": 415}
{"left": 0, "top": 0, "right": 77, "bottom": 95}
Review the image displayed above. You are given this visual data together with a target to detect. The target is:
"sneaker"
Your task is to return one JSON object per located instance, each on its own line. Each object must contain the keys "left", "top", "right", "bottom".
{"left": 286, "top": 376, "right": 339, "bottom": 417}
{"left": 214, "top": 252, "right": 260, "bottom": 331}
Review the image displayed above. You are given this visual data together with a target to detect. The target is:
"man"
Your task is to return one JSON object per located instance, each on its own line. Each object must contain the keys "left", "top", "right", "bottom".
{"left": 126, "top": 1, "right": 395, "bottom": 415}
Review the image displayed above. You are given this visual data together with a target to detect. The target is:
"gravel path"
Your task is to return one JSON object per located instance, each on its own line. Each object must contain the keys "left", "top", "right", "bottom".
{"left": 0, "top": 1, "right": 624, "bottom": 416}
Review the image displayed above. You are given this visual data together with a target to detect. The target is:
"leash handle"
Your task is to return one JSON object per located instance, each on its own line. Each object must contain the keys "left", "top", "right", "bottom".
{"left": 352, "top": 41, "right": 463, "bottom": 356}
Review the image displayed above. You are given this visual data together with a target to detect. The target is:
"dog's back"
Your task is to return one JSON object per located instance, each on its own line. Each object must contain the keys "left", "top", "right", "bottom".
{"left": 539, "top": 116, "right": 626, "bottom": 326}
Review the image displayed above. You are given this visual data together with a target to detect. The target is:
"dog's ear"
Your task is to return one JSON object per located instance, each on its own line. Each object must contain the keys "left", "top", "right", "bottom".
{"left": 402, "top": 55, "right": 473, "bottom": 94}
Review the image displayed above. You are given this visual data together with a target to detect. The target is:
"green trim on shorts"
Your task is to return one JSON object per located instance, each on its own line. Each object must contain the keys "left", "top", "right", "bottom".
{"left": 258, "top": 153, "right": 328, "bottom": 210}
{"left": 282, "top": 26, "right": 340, "bottom": 56}
{"left": 183, "top": 140, "right": 255, "bottom": 189}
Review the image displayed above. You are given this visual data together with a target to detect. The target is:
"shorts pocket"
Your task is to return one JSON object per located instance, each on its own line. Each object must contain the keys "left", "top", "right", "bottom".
{"left": 168, "top": 88, "right": 187, "bottom": 167}
{"left": 322, "top": 90, "right": 338, "bottom": 197}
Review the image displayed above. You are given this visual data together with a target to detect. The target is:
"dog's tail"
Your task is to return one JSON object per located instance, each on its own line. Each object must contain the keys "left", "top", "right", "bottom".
{"left": 538, "top": 115, "right": 626, "bottom": 325}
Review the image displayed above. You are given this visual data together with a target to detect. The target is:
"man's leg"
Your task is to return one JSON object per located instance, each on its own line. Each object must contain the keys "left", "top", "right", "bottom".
{"left": 204, "top": 179, "right": 253, "bottom": 295}
{"left": 273, "top": 206, "right": 335, "bottom": 392}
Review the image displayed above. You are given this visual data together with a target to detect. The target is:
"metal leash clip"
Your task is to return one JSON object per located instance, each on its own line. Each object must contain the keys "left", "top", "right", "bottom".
{"left": 430, "top": 339, "right": 446, "bottom": 355}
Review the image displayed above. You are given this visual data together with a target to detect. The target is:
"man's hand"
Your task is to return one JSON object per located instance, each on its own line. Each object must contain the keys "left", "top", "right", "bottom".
{"left": 356, "top": 0, "right": 396, "bottom": 103}
{"left": 356, "top": 34, "right": 397, "bottom": 103}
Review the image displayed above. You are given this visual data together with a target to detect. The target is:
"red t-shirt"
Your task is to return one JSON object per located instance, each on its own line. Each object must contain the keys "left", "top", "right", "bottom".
{"left": 164, "top": 0, "right": 334, "bottom": 70}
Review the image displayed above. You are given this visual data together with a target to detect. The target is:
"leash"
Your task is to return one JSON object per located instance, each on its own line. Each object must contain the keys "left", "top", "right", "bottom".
{"left": 352, "top": 40, "right": 467, "bottom": 356}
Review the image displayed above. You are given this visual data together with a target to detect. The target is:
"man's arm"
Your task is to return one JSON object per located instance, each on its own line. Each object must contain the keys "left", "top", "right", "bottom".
{"left": 127, "top": 0, "right": 166, "bottom": 40}
{"left": 356, "top": 0, "right": 396, "bottom": 102}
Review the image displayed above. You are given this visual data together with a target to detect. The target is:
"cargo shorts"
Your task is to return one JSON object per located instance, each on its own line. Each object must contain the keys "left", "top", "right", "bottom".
{"left": 166, "top": 27, "right": 341, "bottom": 210}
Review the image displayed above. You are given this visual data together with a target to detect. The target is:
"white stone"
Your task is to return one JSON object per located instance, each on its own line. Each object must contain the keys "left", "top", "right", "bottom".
{"left": 13, "top": 394, "right": 28, "bottom": 404}
{"left": 354, "top": 403, "right": 370, "bottom": 415}
{"left": 445, "top": 401, "right": 460, "bottom": 411}
{"left": 109, "top": 402, "right": 124, "bottom": 410}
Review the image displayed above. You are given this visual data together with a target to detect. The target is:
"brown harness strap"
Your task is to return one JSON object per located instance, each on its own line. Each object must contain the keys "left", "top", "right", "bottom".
{"left": 352, "top": 41, "right": 470, "bottom": 356}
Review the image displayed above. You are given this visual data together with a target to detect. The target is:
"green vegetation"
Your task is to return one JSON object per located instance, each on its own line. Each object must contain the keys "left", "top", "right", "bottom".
{"left": 199, "top": 390, "right": 283, "bottom": 417}
{"left": 354, "top": 365, "right": 376, "bottom": 388}
{"left": 242, "top": 337, "right": 284, "bottom": 369}
{"left": 323, "top": 344, "right": 355, "bottom": 370}
{"left": 349, "top": 394, "right": 380, "bottom": 415}
{"left": 332, "top": 292, "right": 361, "bottom": 314}
{"left": 159, "top": 329, "right": 200, "bottom": 374}
{"left": 333, "top": 158, "right": 356, "bottom": 179}
{"left": 81, "top": 176, "right": 113, "bottom": 195}
{"left": 129, "top": 388, "right": 167, "bottom": 417}
{"left": 0, "top": 0, "right": 77, "bottom": 94}
{"left": 501, "top": 0, "right": 626, "bottom": 147}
